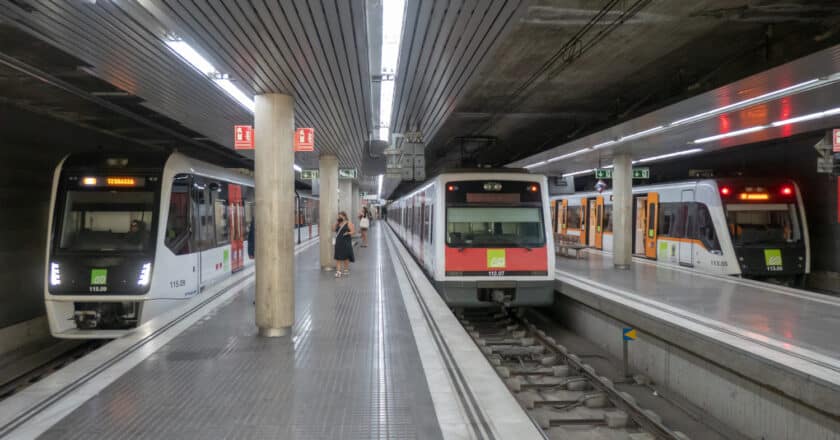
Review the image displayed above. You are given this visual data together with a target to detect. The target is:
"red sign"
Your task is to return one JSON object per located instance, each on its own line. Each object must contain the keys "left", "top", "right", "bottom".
{"left": 833, "top": 129, "right": 840, "bottom": 153}
{"left": 294, "top": 128, "right": 315, "bottom": 152}
{"left": 234, "top": 125, "right": 254, "bottom": 150}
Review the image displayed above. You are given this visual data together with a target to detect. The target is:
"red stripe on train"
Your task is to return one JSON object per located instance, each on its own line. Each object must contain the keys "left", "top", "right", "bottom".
{"left": 444, "top": 247, "right": 548, "bottom": 272}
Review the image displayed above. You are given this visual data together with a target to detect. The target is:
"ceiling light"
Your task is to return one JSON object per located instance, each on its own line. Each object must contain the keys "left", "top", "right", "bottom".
{"left": 618, "top": 125, "right": 665, "bottom": 142}
{"left": 524, "top": 161, "right": 547, "bottom": 169}
{"left": 294, "top": 164, "right": 302, "bottom": 172}
{"left": 377, "top": 174, "right": 384, "bottom": 198}
{"left": 378, "top": 0, "right": 406, "bottom": 141}
{"left": 670, "top": 78, "right": 821, "bottom": 126}
{"left": 692, "top": 126, "right": 767, "bottom": 144}
{"left": 165, "top": 39, "right": 255, "bottom": 113}
{"left": 636, "top": 148, "right": 703, "bottom": 163}
{"left": 770, "top": 106, "right": 840, "bottom": 127}
{"left": 562, "top": 169, "right": 595, "bottom": 177}
{"left": 591, "top": 140, "right": 615, "bottom": 150}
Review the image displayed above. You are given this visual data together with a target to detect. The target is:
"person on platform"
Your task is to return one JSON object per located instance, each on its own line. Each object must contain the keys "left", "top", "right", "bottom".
{"left": 358, "top": 207, "right": 371, "bottom": 247}
{"left": 334, "top": 211, "right": 355, "bottom": 277}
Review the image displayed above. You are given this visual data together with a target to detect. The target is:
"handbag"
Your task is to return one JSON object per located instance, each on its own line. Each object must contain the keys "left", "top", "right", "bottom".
{"left": 360, "top": 217, "right": 370, "bottom": 228}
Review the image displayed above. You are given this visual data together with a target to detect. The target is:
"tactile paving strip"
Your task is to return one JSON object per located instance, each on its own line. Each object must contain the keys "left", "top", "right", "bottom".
{"left": 40, "top": 229, "right": 443, "bottom": 440}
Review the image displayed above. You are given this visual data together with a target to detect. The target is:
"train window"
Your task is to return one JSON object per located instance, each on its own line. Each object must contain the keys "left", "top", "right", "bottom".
{"left": 566, "top": 206, "right": 581, "bottom": 230}
{"left": 191, "top": 179, "right": 216, "bottom": 251}
{"left": 603, "top": 205, "right": 613, "bottom": 232}
{"left": 658, "top": 204, "right": 676, "bottom": 236}
{"left": 696, "top": 204, "right": 721, "bottom": 251}
{"left": 446, "top": 207, "right": 545, "bottom": 248}
{"left": 165, "top": 174, "right": 192, "bottom": 255}
{"left": 58, "top": 190, "right": 155, "bottom": 252}
{"left": 726, "top": 203, "right": 802, "bottom": 245}
{"left": 212, "top": 183, "right": 230, "bottom": 245}
{"left": 243, "top": 187, "right": 255, "bottom": 230}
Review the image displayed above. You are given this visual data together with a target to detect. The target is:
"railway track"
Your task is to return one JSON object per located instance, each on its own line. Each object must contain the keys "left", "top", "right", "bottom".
{"left": 0, "top": 340, "right": 102, "bottom": 402}
{"left": 457, "top": 307, "right": 690, "bottom": 440}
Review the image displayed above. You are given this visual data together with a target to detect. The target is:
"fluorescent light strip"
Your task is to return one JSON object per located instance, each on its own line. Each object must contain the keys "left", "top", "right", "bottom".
{"left": 377, "top": 174, "right": 384, "bottom": 198}
{"left": 562, "top": 169, "right": 595, "bottom": 177}
{"left": 165, "top": 39, "right": 255, "bottom": 113}
{"left": 618, "top": 125, "right": 665, "bottom": 142}
{"left": 670, "top": 78, "right": 821, "bottom": 126}
{"left": 636, "top": 148, "right": 703, "bottom": 163}
{"left": 294, "top": 164, "right": 302, "bottom": 172}
{"left": 524, "top": 161, "right": 547, "bottom": 169}
{"left": 378, "top": 0, "right": 406, "bottom": 141}
{"left": 693, "top": 126, "right": 767, "bottom": 144}
{"left": 770, "top": 106, "right": 840, "bottom": 127}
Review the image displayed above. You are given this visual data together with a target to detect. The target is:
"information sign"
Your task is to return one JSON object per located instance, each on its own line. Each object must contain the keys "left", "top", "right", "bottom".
{"left": 622, "top": 328, "right": 637, "bottom": 341}
{"left": 339, "top": 168, "right": 358, "bottom": 179}
{"left": 234, "top": 125, "right": 254, "bottom": 150}
{"left": 294, "top": 128, "right": 315, "bottom": 152}
{"left": 301, "top": 169, "right": 318, "bottom": 180}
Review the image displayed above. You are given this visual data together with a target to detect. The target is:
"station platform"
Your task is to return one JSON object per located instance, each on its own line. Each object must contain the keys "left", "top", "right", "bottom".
{"left": 0, "top": 225, "right": 539, "bottom": 440}
{"left": 553, "top": 251, "right": 840, "bottom": 420}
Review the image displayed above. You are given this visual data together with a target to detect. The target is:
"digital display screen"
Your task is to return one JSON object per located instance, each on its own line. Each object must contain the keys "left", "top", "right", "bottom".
{"left": 466, "top": 193, "right": 521, "bottom": 204}
{"left": 77, "top": 176, "right": 145, "bottom": 188}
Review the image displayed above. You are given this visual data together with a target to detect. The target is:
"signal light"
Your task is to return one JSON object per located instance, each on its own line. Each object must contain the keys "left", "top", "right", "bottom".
{"left": 720, "top": 186, "right": 731, "bottom": 196}
{"left": 528, "top": 184, "right": 539, "bottom": 193}
{"left": 447, "top": 184, "right": 457, "bottom": 192}
{"left": 780, "top": 186, "right": 793, "bottom": 196}
{"left": 82, "top": 177, "right": 98, "bottom": 186}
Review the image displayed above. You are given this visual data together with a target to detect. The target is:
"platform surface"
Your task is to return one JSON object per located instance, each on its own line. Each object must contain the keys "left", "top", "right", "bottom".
{"left": 556, "top": 251, "right": 840, "bottom": 367}
{"left": 38, "top": 230, "right": 443, "bottom": 439}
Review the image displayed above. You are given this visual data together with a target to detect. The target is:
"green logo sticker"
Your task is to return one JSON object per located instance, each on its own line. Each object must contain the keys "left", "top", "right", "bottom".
{"left": 223, "top": 249, "right": 230, "bottom": 270}
{"left": 487, "top": 249, "right": 506, "bottom": 268}
{"left": 90, "top": 268, "right": 108, "bottom": 285}
{"left": 764, "top": 249, "right": 783, "bottom": 268}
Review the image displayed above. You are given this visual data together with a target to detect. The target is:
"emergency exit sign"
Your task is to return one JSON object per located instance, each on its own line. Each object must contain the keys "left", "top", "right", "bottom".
{"left": 595, "top": 169, "right": 612, "bottom": 179}
{"left": 595, "top": 167, "right": 650, "bottom": 179}
{"left": 633, "top": 167, "right": 650, "bottom": 179}
{"left": 301, "top": 169, "right": 318, "bottom": 180}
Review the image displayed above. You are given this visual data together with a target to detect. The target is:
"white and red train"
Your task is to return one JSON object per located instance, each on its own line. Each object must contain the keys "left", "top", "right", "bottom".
{"left": 388, "top": 170, "right": 555, "bottom": 307}
{"left": 44, "top": 152, "right": 316, "bottom": 338}
{"left": 551, "top": 178, "right": 810, "bottom": 282}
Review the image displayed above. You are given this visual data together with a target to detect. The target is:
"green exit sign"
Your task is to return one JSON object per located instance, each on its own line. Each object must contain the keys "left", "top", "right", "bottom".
{"left": 595, "top": 167, "right": 650, "bottom": 179}
{"left": 301, "top": 169, "right": 319, "bottom": 180}
{"left": 595, "top": 169, "right": 612, "bottom": 179}
{"left": 633, "top": 167, "right": 650, "bottom": 179}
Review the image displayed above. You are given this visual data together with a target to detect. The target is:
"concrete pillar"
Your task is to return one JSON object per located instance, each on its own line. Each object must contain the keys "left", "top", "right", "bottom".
{"left": 352, "top": 182, "right": 360, "bottom": 222}
{"left": 339, "top": 179, "right": 353, "bottom": 217}
{"left": 254, "top": 94, "right": 295, "bottom": 337}
{"left": 613, "top": 153, "right": 633, "bottom": 269}
{"left": 319, "top": 154, "right": 338, "bottom": 270}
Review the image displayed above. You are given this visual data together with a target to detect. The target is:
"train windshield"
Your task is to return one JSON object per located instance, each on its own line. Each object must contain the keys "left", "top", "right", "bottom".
{"left": 446, "top": 207, "right": 545, "bottom": 248}
{"left": 725, "top": 203, "right": 802, "bottom": 246}
{"left": 57, "top": 190, "right": 155, "bottom": 252}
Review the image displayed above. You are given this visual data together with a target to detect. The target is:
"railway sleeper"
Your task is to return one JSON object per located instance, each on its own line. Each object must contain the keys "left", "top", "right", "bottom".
{"left": 504, "top": 375, "right": 589, "bottom": 392}
{"left": 484, "top": 345, "right": 545, "bottom": 356}
{"left": 495, "top": 364, "right": 570, "bottom": 378}
{"left": 517, "top": 390, "right": 609, "bottom": 409}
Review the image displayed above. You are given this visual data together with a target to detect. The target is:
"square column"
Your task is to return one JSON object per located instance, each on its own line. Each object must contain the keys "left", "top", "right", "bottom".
{"left": 339, "top": 178, "right": 353, "bottom": 218}
{"left": 613, "top": 153, "right": 633, "bottom": 269}
{"left": 254, "top": 93, "right": 295, "bottom": 337}
{"left": 352, "top": 182, "right": 360, "bottom": 222}
{"left": 319, "top": 154, "right": 339, "bottom": 269}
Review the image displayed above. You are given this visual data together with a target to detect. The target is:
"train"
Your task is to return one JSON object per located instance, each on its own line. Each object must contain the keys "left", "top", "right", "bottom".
{"left": 387, "top": 170, "right": 555, "bottom": 307}
{"left": 551, "top": 178, "right": 810, "bottom": 282}
{"left": 45, "top": 152, "right": 316, "bottom": 338}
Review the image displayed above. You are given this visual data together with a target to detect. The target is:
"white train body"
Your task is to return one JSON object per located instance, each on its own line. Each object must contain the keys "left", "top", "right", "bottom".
{"left": 45, "top": 153, "right": 261, "bottom": 338}
{"left": 388, "top": 171, "right": 555, "bottom": 307}
{"left": 551, "top": 179, "right": 810, "bottom": 280}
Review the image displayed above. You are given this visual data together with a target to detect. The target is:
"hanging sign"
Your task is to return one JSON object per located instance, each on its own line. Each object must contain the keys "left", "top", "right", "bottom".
{"left": 294, "top": 128, "right": 315, "bottom": 152}
{"left": 632, "top": 167, "right": 650, "bottom": 179}
{"left": 833, "top": 128, "right": 840, "bottom": 153}
{"left": 301, "top": 169, "right": 319, "bottom": 180}
{"left": 234, "top": 125, "right": 254, "bottom": 150}
{"left": 623, "top": 327, "right": 637, "bottom": 341}
{"left": 595, "top": 169, "right": 612, "bottom": 179}
{"left": 339, "top": 168, "right": 358, "bottom": 179}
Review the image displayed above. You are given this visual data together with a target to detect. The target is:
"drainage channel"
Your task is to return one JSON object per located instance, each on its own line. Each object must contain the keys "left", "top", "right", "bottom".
{"left": 456, "top": 307, "right": 690, "bottom": 440}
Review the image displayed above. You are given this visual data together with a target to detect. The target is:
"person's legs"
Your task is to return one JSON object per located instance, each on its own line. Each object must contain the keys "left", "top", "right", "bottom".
{"left": 334, "top": 260, "right": 342, "bottom": 277}
{"left": 361, "top": 229, "right": 368, "bottom": 246}
{"left": 343, "top": 259, "right": 350, "bottom": 274}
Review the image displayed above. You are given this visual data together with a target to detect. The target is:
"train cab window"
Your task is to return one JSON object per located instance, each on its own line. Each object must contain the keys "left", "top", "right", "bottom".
{"left": 165, "top": 174, "right": 192, "bottom": 255}
{"left": 696, "top": 204, "right": 721, "bottom": 251}
{"left": 726, "top": 203, "right": 802, "bottom": 245}
{"left": 446, "top": 207, "right": 545, "bottom": 248}
{"left": 58, "top": 190, "right": 155, "bottom": 252}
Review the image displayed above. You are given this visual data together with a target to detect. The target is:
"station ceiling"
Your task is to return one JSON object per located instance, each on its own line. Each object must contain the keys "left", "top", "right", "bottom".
{"left": 1, "top": 0, "right": 839, "bottom": 194}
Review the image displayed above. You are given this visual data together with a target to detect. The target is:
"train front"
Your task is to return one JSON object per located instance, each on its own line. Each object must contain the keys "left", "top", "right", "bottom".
{"left": 45, "top": 155, "right": 163, "bottom": 337}
{"left": 440, "top": 174, "right": 555, "bottom": 306}
{"left": 718, "top": 179, "right": 810, "bottom": 281}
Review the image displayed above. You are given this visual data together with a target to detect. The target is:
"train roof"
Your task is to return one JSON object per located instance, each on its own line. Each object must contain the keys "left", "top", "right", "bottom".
{"left": 553, "top": 177, "right": 798, "bottom": 199}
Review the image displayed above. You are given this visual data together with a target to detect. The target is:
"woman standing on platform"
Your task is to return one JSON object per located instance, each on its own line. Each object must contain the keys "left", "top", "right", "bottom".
{"left": 334, "top": 211, "right": 355, "bottom": 278}
{"left": 358, "top": 207, "right": 371, "bottom": 247}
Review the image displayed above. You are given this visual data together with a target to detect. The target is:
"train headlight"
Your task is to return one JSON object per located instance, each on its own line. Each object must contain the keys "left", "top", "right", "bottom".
{"left": 50, "top": 262, "right": 61, "bottom": 286}
{"left": 138, "top": 262, "right": 152, "bottom": 286}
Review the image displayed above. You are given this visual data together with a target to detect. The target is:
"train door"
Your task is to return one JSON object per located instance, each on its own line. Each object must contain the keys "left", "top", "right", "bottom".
{"left": 679, "top": 190, "right": 694, "bottom": 267}
{"left": 560, "top": 199, "right": 568, "bottom": 235}
{"left": 634, "top": 196, "right": 647, "bottom": 255}
{"left": 550, "top": 200, "right": 557, "bottom": 235}
{"left": 644, "top": 192, "right": 659, "bottom": 259}
{"left": 190, "top": 180, "right": 209, "bottom": 291}
{"left": 588, "top": 199, "right": 598, "bottom": 246}
{"left": 579, "top": 198, "right": 588, "bottom": 245}
{"left": 594, "top": 196, "right": 604, "bottom": 249}
{"left": 229, "top": 184, "right": 244, "bottom": 272}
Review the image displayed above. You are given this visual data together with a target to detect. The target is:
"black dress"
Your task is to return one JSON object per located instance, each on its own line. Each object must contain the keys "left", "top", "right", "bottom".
{"left": 334, "top": 223, "right": 354, "bottom": 262}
